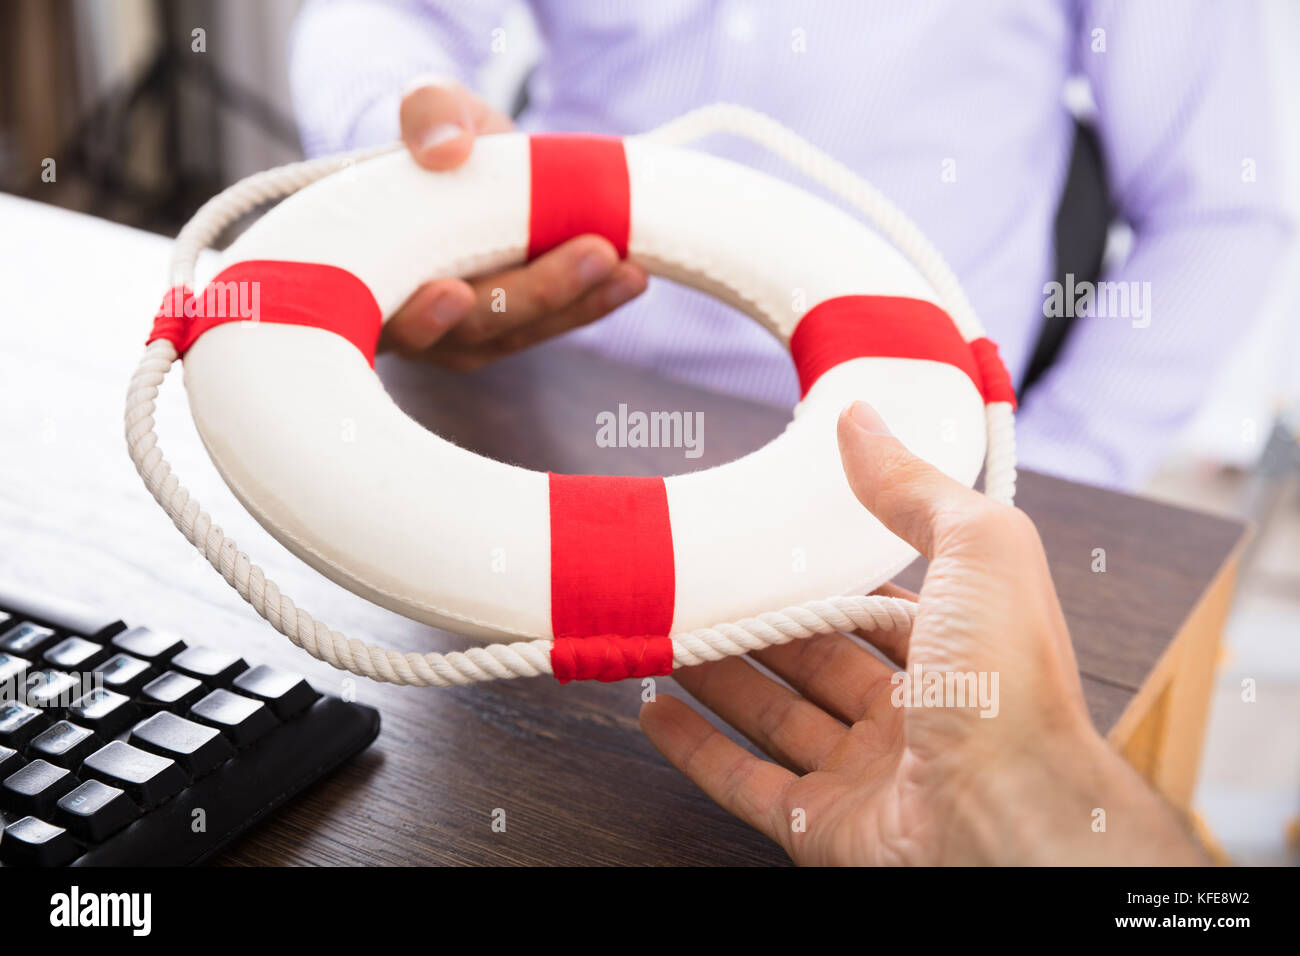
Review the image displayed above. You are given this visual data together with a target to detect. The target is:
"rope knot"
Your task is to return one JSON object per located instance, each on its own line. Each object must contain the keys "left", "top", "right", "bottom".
{"left": 970, "top": 338, "right": 1017, "bottom": 409}
{"left": 146, "top": 285, "right": 195, "bottom": 349}
{"left": 551, "top": 635, "right": 674, "bottom": 683}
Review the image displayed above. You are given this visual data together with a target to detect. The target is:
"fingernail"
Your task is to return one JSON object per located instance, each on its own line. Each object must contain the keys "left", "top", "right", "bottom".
{"left": 419, "top": 122, "right": 464, "bottom": 152}
{"left": 849, "top": 401, "right": 891, "bottom": 434}
{"left": 577, "top": 252, "right": 613, "bottom": 285}
{"left": 430, "top": 292, "right": 468, "bottom": 328}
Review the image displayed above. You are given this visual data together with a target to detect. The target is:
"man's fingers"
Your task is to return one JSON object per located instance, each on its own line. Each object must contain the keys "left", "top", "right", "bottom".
{"left": 420, "top": 262, "right": 642, "bottom": 370}
{"left": 750, "top": 631, "right": 896, "bottom": 727}
{"left": 480, "top": 262, "right": 647, "bottom": 354}
{"left": 381, "top": 278, "right": 477, "bottom": 354}
{"left": 382, "top": 241, "right": 644, "bottom": 366}
{"left": 400, "top": 79, "right": 488, "bottom": 170}
{"left": 671, "top": 657, "right": 848, "bottom": 773}
{"left": 837, "top": 401, "right": 990, "bottom": 559}
{"left": 640, "top": 694, "right": 795, "bottom": 849}
{"left": 449, "top": 235, "right": 623, "bottom": 345}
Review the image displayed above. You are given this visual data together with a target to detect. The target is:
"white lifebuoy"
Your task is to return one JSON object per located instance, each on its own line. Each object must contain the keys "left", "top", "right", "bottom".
{"left": 127, "top": 105, "right": 1017, "bottom": 687}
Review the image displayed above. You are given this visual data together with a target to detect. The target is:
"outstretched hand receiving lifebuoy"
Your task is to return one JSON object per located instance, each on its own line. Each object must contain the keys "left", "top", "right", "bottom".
{"left": 639, "top": 401, "right": 1205, "bottom": 866}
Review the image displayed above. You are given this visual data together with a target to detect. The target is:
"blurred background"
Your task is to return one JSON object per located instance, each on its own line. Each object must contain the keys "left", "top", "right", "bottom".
{"left": 1, "top": 0, "right": 1296, "bottom": 863}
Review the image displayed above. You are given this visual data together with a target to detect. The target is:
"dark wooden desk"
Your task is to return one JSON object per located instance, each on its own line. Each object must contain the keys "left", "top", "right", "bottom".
{"left": 0, "top": 318, "right": 1245, "bottom": 864}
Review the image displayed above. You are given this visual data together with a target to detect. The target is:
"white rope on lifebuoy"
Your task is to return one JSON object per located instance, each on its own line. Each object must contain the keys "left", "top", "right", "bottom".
{"left": 124, "top": 105, "right": 1014, "bottom": 687}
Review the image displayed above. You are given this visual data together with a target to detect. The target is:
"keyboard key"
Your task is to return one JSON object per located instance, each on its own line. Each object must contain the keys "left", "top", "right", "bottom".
{"left": 67, "top": 688, "right": 140, "bottom": 738}
{"left": 82, "top": 741, "right": 185, "bottom": 810}
{"left": 28, "top": 721, "right": 102, "bottom": 769}
{"left": 1, "top": 757, "right": 77, "bottom": 817}
{"left": 97, "top": 653, "right": 155, "bottom": 696}
{"left": 43, "top": 636, "right": 108, "bottom": 671}
{"left": 0, "top": 744, "right": 25, "bottom": 778}
{"left": 232, "top": 665, "right": 321, "bottom": 720}
{"left": 140, "top": 670, "right": 207, "bottom": 713}
{"left": 130, "top": 711, "right": 233, "bottom": 778}
{"left": 110, "top": 625, "right": 186, "bottom": 664}
{"left": 0, "top": 651, "right": 28, "bottom": 683}
{"left": 24, "top": 668, "right": 83, "bottom": 708}
{"left": 0, "top": 622, "right": 58, "bottom": 657}
{"left": 0, "top": 815, "right": 81, "bottom": 866}
{"left": 0, "top": 700, "right": 48, "bottom": 748}
{"left": 55, "top": 779, "right": 141, "bottom": 843}
{"left": 171, "top": 647, "right": 248, "bottom": 687}
{"left": 189, "top": 689, "right": 277, "bottom": 748}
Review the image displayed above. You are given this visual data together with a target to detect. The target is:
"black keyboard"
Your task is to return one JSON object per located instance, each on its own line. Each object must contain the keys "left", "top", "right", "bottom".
{"left": 0, "top": 583, "right": 380, "bottom": 865}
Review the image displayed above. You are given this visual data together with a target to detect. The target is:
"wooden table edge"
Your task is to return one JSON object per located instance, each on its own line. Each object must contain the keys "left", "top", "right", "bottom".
{"left": 1105, "top": 528, "right": 1251, "bottom": 819}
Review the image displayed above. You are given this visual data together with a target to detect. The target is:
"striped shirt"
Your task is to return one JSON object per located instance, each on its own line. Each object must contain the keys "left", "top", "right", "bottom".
{"left": 289, "top": 0, "right": 1292, "bottom": 489}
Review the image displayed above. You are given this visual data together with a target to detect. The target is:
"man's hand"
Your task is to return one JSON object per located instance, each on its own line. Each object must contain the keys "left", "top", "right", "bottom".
{"left": 640, "top": 401, "right": 1205, "bottom": 866}
{"left": 384, "top": 79, "right": 647, "bottom": 371}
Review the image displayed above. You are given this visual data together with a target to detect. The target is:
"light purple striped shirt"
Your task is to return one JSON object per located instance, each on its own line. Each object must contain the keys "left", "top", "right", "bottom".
{"left": 288, "top": 0, "right": 1292, "bottom": 489}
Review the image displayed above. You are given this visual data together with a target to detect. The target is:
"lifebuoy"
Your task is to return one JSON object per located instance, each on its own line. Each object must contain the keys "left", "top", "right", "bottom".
{"left": 127, "top": 105, "right": 1017, "bottom": 687}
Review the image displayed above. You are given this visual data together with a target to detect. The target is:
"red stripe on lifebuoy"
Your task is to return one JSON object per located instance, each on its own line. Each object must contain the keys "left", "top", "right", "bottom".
{"left": 548, "top": 473, "right": 675, "bottom": 683}
{"left": 970, "top": 337, "right": 1017, "bottom": 407}
{"left": 789, "top": 296, "right": 1018, "bottom": 410}
{"left": 146, "top": 260, "right": 382, "bottom": 366}
{"left": 528, "top": 134, "right": 630, "bottom": 260}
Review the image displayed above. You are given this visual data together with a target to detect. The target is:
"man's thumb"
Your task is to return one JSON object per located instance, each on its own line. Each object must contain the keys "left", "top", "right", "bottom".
{"left": 836, "top": 401, "right": 985, "bottom": 559}
{"left": 400, "top": 78, "right": 475, "bottom": 171}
